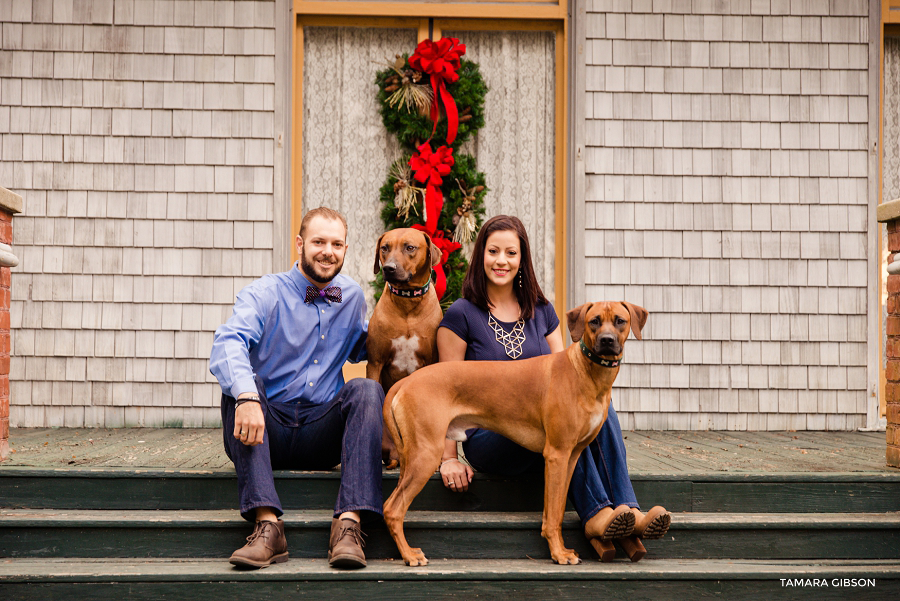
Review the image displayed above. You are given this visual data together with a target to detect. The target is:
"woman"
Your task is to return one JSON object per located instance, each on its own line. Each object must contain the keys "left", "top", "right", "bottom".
{"left": 436, "top": 215, "right": 669, "bottom": 562}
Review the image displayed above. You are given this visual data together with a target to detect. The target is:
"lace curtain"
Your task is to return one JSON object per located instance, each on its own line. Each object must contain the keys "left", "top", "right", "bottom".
{"left": 444, "top": 29, "right": 556, "bottom": 304}
{"left": 302, "top": 27, "right": 556, "bottom": 309}
{"left": 883, "top": 38, "right": 900, "bottom": 401}
{"left": 887, "top": 38, "right": 900, "bottom": 205}
{"left": 303, "top": 27, "right": 416, "bottom": 309}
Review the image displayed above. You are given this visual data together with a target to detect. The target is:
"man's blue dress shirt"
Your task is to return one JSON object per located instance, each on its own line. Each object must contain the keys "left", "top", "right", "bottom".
{"left": 209, "top": 263, "right": 367, "bottom": 405}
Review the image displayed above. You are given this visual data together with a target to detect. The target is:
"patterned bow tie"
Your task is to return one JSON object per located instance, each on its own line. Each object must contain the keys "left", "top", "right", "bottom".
{"left": 305, "top": 285, "right": 342, "bottom": 304}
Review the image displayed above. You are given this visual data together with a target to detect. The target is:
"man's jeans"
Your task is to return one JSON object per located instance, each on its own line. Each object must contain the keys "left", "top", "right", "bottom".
{"left": 462, "top": 405, "right": 639, "bottom": 527}
{"left": 221, "top": 377, "right": 386, "bottom": 522}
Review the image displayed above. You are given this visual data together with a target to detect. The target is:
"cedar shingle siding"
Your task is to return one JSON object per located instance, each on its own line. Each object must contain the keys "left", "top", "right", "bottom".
{"left": 1, "top": 0, "right": 875, "bottom": 429}
{"left": 3, "top": 0, "right": 277, "bottom": 427}
{"left": 584, "top": 0, "right": 870, "bottom": 430}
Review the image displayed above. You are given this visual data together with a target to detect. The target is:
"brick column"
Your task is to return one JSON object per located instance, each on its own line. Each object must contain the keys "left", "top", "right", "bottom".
{"left": 878, "top": 202, "right": 900, "bottom": 468}
{"left": 0, "top": 187, "right": 21, "bottom": 462}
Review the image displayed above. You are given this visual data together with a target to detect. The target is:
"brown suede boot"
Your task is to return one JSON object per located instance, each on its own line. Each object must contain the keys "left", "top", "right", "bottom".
{"left": 618, "top": 534, "right": 647, "bottom": 562}
{"left": 328, "top": 517, "right": 367, "bottom": 569}
{"left": 229, "top": 519, "right": 288, "bottom": 569}
{"left": 584, "top": 505, "right": 635, "bottom": 541}
{"left": 589, "top": 538, "right": 617, "bottom": 562}
{"left": 632, "top": 506, "right": 671, "bottom": 539}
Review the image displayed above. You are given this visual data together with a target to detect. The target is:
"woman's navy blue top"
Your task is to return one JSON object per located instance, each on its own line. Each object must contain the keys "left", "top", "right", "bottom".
{"left": 439, "top": 298, "right": 560, "bottom": 361}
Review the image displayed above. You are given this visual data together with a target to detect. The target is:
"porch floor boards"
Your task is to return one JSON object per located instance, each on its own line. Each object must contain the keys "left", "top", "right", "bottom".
{"left": 2, "top": 428, "right": 893, "bottom": 474}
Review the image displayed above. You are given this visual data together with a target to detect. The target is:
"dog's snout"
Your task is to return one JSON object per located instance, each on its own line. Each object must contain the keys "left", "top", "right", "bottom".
{"left": 382, "top": 263, "right": 397, "bottom": 274}
{"left": 599, "top": 334, "right": 617, "bottom": 347}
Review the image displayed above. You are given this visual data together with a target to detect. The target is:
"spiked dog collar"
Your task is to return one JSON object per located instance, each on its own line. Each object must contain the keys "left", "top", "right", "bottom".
{"left": 388, "top": 279, "right": 431, "bottom": 298}
{"left": 580, "top": 339, "right": 622, "bottom": 367}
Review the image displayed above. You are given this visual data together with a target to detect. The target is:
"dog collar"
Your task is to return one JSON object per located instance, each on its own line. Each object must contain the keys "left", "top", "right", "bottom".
{"left": 388, "top": 279, "right": 431, "bottom": 298}
{"left": 580, "top": 340, "right": 622, "bottom": 368}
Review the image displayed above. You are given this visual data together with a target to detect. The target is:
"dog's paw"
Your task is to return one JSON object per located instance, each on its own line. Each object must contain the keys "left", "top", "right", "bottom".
{"left": 404, "top": 548, "right": 429, "bottom": 567}
{"left": 552, "top": 550, "right": 582, "bottom": 565}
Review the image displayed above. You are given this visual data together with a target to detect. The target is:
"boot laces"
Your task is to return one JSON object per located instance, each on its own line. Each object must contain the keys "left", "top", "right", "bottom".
{"left": 246, "top": 520, "right": 275, "bottom": 545}
{"left": 339, "top": 520, "right": 366, "bottom": 548}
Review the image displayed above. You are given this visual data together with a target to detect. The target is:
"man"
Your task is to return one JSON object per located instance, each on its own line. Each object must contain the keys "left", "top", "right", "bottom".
{"left": 209, "top": 207, "right": 384, "bottom": 570}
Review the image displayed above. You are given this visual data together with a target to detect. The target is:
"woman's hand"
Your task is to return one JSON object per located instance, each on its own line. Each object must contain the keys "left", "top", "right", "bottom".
{"left": 440, "top": 458, "right": 474, "bottom": 492}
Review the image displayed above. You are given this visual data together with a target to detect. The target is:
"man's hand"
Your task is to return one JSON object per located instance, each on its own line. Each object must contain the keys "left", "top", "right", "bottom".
{"left": 233, "top": 399, "right": 265, "bottom": 446}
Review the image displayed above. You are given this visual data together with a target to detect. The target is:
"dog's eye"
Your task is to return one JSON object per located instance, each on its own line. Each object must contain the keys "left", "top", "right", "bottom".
{"left": 614, "top": 316, "right": 626, "bottom": 325}
{"left": 381, "top": 245, "right": 390, "bottom": 253}
{"left": 589, "top": 317, "right": 601, "bottom": 327}
{"left": 406, "top": 245, "right": 416, "bottom": 252}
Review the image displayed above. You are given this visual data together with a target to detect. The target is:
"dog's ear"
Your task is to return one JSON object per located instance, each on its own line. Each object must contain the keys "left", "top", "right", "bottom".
{"left": 373, "top": 233, "right": 385, "bottom": 275}
{"left": 423, "top": 231, "right": 442, "bottom": 268}
{"left": 566, "top": 303, "right": 592, "bottom": 343}
{"left": 622, "top": 302, "right": 648, "bottom": 340}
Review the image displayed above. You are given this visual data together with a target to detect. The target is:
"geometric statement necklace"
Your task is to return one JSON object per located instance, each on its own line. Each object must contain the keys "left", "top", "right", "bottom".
{"left": 489, "top": 313, "right": 526, "bottom": 359}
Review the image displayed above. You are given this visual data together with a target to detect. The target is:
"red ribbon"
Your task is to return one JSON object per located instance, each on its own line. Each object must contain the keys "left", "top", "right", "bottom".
{"left": 409, "top": 143, "right": 454, "bottom": 235}
{"left": 409, "top": 143, "right": 459, "bottom": 299}
{"left": 412, "top": 227, "right": 461, "bottom": 299}
{"left": 409, "top": 37, "right": 466, "bottom": 145}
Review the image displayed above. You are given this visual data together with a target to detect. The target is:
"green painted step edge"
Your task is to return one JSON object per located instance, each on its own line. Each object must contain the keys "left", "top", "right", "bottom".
{"left": 1, "top": 558, "right": 900, "bottom": 583}
{"left": 2, "top": 509, "right": 899, "bottom": 530}
{"left": 1, "top": 467, "right": 899, "bottom": 481}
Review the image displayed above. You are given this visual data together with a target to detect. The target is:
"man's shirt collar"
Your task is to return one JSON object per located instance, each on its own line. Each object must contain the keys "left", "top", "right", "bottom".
{"left": 289, "top": 262, "right": 338, "bottom": 302}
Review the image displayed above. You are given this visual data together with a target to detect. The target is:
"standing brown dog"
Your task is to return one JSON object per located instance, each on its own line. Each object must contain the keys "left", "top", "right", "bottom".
{"left": 367, "top": 228, "right": 443, "bottom": 466}
{"left": 382, "top": 301, "right": 647, "bottom": 566}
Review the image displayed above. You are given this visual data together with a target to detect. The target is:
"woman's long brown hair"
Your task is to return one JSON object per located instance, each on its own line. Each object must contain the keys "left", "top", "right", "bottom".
{"left": 461, "top": 215, "right": 548, "bottom": 321}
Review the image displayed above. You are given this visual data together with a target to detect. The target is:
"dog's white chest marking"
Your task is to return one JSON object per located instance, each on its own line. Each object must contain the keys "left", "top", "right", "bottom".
{"left": 588, "top": 408, "right": 606, "bottom": 436}
{"left": 391, "top": 335, "right": 421, "bottom": 375}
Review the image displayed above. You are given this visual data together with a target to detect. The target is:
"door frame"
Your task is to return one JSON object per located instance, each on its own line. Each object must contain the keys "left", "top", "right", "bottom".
{"left": 292, "top": 1, "right": 570, "bottom": 314}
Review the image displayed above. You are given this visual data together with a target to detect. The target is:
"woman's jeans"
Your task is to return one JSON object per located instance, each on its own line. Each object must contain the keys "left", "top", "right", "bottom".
{"left": 221, "top": 377, "right": 385, "bottom": 522}
{"left": 462, "top": 405, "right": 639, "bottom": 527}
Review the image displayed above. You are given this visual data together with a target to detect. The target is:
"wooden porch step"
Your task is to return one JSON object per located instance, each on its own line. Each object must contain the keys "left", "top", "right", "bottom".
{"left": 3, "top": 467, "right": 900, "bottom": 513}
{"left": 0, "top": 558, "right": 897, "bottom": 600}
{"left": 2, "top": 509, "right": 898, "bottom": 561}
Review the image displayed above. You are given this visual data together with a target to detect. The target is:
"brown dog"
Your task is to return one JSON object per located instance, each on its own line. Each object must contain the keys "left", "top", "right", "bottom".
{"left": 382, "top": 301, "right": 647, "bottom": 566}
{"left": 367, "top": 229, "right": 444, "bottom": 466}
{"left": 367, "top": 228, "right": 443, "bottom": 392}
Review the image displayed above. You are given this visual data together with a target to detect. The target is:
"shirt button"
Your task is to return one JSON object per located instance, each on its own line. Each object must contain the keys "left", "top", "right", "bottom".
{"left": 321, "top": 309, "right": 325, "bottom": 314}
{"left": 321, "top": 335, "right": 325, "bottom": 339}
{"left": 309, "top": 382, "right": 314, "bottom": 386}
{"left": 313, "top": 359, "right": 318, "bottom": 364}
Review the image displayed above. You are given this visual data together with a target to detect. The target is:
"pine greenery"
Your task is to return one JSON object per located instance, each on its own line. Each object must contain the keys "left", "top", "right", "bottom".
{"left": 373, "top": 51, "right": 489, "bottom": 308}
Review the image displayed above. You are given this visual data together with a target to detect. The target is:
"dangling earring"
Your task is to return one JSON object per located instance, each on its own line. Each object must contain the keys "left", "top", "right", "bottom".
{"left": 517, "top": 270, "right": 523, "bottom": 288}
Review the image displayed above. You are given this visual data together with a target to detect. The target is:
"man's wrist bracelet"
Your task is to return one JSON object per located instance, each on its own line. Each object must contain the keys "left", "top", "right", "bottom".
{"left": 235, "top": 396, "right": 260, "bottom": 407}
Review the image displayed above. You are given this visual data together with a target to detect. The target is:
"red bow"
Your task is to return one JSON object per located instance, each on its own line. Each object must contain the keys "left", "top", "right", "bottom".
{"left": 408, "top": 143, "right": 459, "bottom": 299}
{"left": 409, "top": 143, "right": 454, "bottom": 235}
{"left": 412, "top": 227, "right": 461, "bottom": 299}
{"left": 409, "top": 37, "right": 466, "bottom": 145}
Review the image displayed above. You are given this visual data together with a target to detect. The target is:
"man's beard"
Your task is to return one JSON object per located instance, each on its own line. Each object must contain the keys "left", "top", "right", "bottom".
{"left": 300, "top": 245, "right": 343, "bottom": 284}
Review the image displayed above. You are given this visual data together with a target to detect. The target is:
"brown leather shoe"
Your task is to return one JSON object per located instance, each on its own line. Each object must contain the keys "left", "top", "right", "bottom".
{"left": 229, "top": 519, "right": 289, "bottom": 569}
{"left": 328, "top": 517, "right": 367, "bottom": 569}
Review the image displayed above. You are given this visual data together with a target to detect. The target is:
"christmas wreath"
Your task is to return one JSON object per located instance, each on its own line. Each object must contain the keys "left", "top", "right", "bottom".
{"left": 373, "top": 37, "right": 489, "bottom": 307}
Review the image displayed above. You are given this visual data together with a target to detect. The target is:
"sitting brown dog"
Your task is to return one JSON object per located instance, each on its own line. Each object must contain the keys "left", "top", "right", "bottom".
{"left": 382, "top": 301, "right": 647, "bottom": 566}
{"left": 367, "top": 228, "right": 443, "bottom": 466}
{"left": 367, "top": 227, "right": 443, "bottom": 391}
